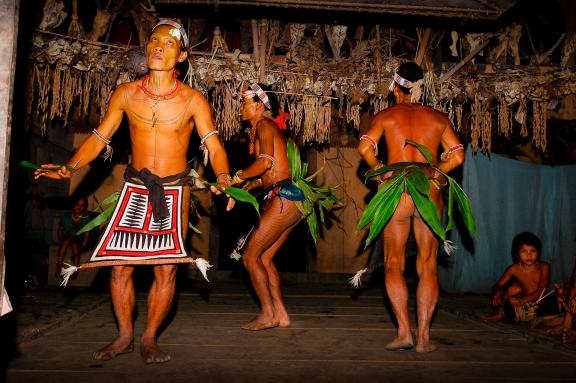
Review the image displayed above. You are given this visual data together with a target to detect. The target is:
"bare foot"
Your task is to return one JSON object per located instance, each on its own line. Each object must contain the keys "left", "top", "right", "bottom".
{"left": 543, "top": 324, "right": 569, "bottom": 337}
{"left": 485, "top": 312, "right": 505, "bottom": 321}
{"left": 275, "top": 310, "right": 291, "bottom": 328}
{"left": 385, "top": 336, "right": 414, "bottom": 351}
{"left": 140, "top": 337, "right": 171, "bottom": 364}
{"left": 241, "top": 315, "right": 279, "bottom": 331}
{"left": 415, "top": 343, "right": 438, "bottom": 353}
{"left": 92, "top": 337, "right": 134, "bottom": 361}
{"left": 562, "top": 328, "right": 576, "bottom": 345}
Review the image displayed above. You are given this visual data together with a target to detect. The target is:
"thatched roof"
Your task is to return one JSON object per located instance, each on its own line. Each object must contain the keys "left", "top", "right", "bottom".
{"left": 155, "top": 0, "right": 518, "bottom": 20}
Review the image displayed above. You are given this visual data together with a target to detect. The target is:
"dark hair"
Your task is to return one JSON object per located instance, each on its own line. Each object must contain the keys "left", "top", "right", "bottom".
{"left": 395, "top": 62, "right": 424, "bottom": 94}
{"left": 253, "top": 83, "right": 282, "bottom": 118}
{"left": 511, "top": 232, "right": 542, "bottom": 259}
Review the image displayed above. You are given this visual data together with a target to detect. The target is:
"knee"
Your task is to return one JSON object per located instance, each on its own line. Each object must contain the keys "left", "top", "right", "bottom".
{"left": 154, "top": 265, "right": 177, "bottom": 286}
{"left": 385, "top": 254, "right": 404, "bottom": 273}
{"left": 416, "top": 251, "right": 437, "bottom": 268}
{"left": 242, "top": 252, "right": 258, "bottom": 269}
{"left": 111, "top": 266, "right": 134, "bottom": 283}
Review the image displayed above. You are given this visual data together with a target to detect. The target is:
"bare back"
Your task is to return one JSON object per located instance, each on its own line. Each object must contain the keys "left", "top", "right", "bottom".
{"left": 378, "top": 104, "right": 451, "bottom": 165}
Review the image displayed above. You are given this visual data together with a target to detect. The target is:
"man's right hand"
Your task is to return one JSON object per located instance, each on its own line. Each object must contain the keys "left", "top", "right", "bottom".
{"left": 34, "top": 164, "right": 72, "bottom": 180}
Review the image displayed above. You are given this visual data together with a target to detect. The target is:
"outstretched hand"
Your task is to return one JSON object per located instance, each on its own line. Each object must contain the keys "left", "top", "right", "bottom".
{"left": 34, "top": 164, "right": 72, "bottom": 180}
{"left": 210, "top": 174, "right": 236, "bottom": 211}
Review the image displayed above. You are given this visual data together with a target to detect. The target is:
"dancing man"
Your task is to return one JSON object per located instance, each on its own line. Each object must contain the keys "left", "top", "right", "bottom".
{"left": 35, "top": 20, "right": 233, "bottom": 363}
{"left": 358, "top": 62, "right": 467, "bottom": 352}
{"left": 230, "top": 83, "right": 303, "bottom": 330}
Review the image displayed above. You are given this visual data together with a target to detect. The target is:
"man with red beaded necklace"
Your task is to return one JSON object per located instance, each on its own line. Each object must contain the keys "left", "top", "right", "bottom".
{"left": 35, "top": 20, "right": 234, "bottom": 364}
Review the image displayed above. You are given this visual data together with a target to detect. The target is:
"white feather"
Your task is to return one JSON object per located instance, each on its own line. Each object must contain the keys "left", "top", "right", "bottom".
{"left": 194, "top": 258, "right": 213, "bottom": 282}
{"left": 349, "top": 268, "right": 368, "bottom": 288}
{"left": 60, "top": 263, "right": 78, "bottom": 287}
{"left": 443, "top": 240, "right": 457, "bottom": 255}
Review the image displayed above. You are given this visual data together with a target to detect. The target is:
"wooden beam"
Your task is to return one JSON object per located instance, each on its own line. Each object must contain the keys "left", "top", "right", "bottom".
{"left": 438, "top": 34, "right": 494, "bottom": 83}
{"left": 251, "top": 19, "right": 260, "bottom": 63}
{"left": 0, "top": 0, "right": 18, "bottom": 316}
{"left": 414, "top": 28, "right": 431, "bottom": 66}
{"left": 258, "top": 19, "right": 267, "bottom": 83}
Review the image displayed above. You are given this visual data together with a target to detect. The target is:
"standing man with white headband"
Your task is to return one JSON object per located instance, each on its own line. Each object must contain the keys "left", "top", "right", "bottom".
{"left": 230, "top": 83, "right": 303, "bottom": 330}
{"left": 357, "top": 61, "right": 465, "bottom": 353}
{"left": 35, "top": 19, "right": 233, "bottom": 363}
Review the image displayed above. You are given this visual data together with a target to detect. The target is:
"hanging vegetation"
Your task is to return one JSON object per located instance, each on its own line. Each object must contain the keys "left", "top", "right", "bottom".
{"left": 25, "top": 7, "right": 576, "bottom": 155}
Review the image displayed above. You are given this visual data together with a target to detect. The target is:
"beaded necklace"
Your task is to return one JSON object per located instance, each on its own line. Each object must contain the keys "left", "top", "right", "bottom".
{"left": 249, "top": 125, "right": 256, "bottom": 155}
{"left": 140, "top": 75, "right": 179, "bottom": 101}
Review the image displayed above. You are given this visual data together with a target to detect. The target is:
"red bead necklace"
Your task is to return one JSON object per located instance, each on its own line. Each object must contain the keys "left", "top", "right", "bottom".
{"left": 140, "top": 75, "right": 179, "bottom": 100}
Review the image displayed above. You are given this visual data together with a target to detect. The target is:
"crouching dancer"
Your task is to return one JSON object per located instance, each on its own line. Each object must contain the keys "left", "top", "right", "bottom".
{"left": 35, "top": 20, "right": 233, "bottom": 364}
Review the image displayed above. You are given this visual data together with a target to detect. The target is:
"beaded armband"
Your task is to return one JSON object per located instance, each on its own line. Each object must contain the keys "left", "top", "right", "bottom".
{"left": 360, "top": 134, "right": 378, "bottom": 156}
{"left": 440, "top": 144, "right": 464, "bottom": 162}
{"left": 199, "top": 130, "right": 219, "bottom": 165}
{"left": 92, "top": 129, "right": 113, "bottom": 161}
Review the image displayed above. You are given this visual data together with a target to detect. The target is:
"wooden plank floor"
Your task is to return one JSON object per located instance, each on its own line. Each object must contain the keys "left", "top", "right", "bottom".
{"left": 6, "top": 280, "right": 576, "bottom": 383}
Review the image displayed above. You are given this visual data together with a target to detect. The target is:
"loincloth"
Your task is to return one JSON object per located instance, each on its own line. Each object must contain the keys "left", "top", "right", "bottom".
{"left": 378, "top": 162, "right": 447, "bottom": 188}
{"left": 84, "top": 167, "right": 196, "bottom": 268}
{"left": 259, "top": 178, "right": 305, "bottom": 205}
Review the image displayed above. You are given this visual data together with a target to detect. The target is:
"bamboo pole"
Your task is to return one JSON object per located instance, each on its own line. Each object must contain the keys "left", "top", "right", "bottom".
{"left": 415, "top": 28, "right": 431, "bottom": 66}
{"left": 251, "top": 19, "right": 260, "bottom": 63}
{"left": 374, "top": 25, "right": 382, "bottom": 86}
{"left": 258, "top": 20, "right": 267, "bottom": 83}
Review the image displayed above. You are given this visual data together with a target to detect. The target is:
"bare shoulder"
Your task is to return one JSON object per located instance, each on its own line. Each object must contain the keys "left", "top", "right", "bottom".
{"left": 115, "top": 79, "right": 141, "bottom": 97}
{"left": 178, "top": 82, "right": 207, "bottom": 102}
{"left": 419, "top": 104, "right": 451, "bottom": 122}
{"left": 538, "top": 261, "right": 551, "bottom": 270}
{"left": 256, "top": 118, "right": 278, "bottom": 134}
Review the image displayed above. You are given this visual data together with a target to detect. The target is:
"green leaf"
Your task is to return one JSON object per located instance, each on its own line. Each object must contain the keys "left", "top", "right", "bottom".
{"left": 296, "top": 179, "right": 321, "bottom": 203}
{"left": 76, "top": 206, "right": 115, "bottom": 235}
{"left": 287, "top": 140, "right": 302, "bottom": 180}
{"left": 409, "top": 169, "right": 430, "bottom": 197}
{"left": 96, "top": 192, "right": 120, "bottom": 209}
{"left": 307, "top": 210, "right": 318, "bottom": 244}
{"left": 357, "top": 173, "right": 405, "bottom": 231}
{"left": 363, "top": 185, "right": 404, "bottom": 248}
{"left": 450, "top": 178, "right": 477, "bottom": 235}
{"left": 188, "top": 222, "right": 202, "bottom": 234}
{"left": 445, "top": 179, "right": 455, "bottom": 232}
{"left": 406, "top": 179, "right": 445, "bottom": 240}
{"left": 405, "top": 139, "right": 434, "bottom": 166}
{"left": 208, "top": 183, "right": 260, "bottom": 215}
{"left": 365, "top": 163, "right": 414, "bottom": 181}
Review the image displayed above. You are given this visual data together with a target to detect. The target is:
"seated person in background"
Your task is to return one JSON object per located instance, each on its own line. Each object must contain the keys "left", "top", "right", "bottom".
{"left": 540, "top": 262, "right": 576, "bottom": 341}
{"left": 487, "top": 232, "right": 550, "bottom": 322}
{"left": 56, "top": 196, "right": 91, "bottom": 275}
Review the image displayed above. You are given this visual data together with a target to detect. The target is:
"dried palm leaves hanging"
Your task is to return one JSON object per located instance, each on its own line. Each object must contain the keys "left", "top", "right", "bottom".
{"left": 302, "top": 96, "right": 319, "bottom": 143}
{"left": 532, "top": 100, "right": 548, "bottom": 152}
{"left": 212, "top": 81, "right": 242, "bottom": 140}
{"left": 497, "top": 97, "right": 512, "bottom": 137}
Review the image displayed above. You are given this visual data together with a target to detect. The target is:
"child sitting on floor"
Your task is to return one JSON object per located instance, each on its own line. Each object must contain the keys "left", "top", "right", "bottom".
{"left": 487, "top": 232, "right": 550, "bottom": 322}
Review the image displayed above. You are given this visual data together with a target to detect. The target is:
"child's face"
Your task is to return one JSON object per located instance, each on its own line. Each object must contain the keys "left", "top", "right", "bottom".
{"left": 518, "top": 244, "right": 539, "bottom": 265}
